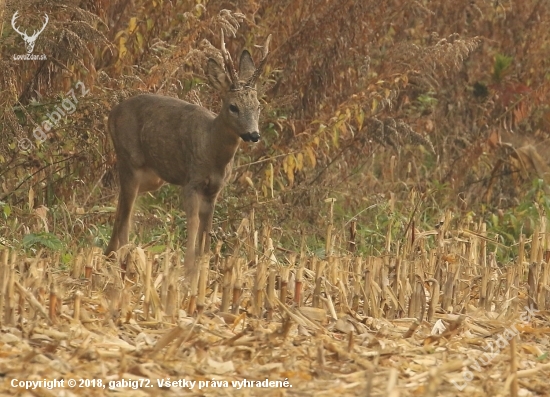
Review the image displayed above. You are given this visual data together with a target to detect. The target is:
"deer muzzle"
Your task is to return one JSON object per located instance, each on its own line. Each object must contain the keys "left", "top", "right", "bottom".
{"left": 241, "top": 132, "right": 261, "bottom": 142}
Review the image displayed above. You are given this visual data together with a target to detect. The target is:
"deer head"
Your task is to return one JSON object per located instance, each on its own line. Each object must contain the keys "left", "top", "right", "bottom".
{"left": 12, "top": 11, "right": 49, "bottom": 54}
{"left": 205, "top": 30, "right": 272, "bottom": 142}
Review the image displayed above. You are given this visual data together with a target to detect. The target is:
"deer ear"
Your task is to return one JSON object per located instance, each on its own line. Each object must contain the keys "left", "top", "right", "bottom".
{"left": 239, "top": 50, "right": 256, "bottom": 83}
{"left": 206, "top": 58, "right": 230, "bottom": 91}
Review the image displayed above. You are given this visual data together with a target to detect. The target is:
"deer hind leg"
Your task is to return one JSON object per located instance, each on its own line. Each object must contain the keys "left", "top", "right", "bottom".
{"left": 106, "top": 167, "right": 164, "bottom": 257}
{"left": 105, "top": 164, "right": 140, "bottom": 256}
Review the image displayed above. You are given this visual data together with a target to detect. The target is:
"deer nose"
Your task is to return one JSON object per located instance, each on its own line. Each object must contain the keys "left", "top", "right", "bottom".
{"left": 241, "top": 132, "right": 261, "bottom": 142}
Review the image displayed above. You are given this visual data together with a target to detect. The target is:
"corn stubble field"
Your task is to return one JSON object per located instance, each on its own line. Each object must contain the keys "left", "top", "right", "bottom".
{"left": 1, "top": 209, "right": 550, "bottom": 396}
{"left": 3, "top": 0, "right": 550, "bottom": 396}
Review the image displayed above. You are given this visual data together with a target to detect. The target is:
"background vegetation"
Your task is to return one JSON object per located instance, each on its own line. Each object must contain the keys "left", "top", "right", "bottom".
{"left": 1, "top": 0, "right": 550, "bottom": 260}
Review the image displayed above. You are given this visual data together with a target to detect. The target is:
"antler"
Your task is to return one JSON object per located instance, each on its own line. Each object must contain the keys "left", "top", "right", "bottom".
{"left": 31, "top": 14, "right": 49, "bottom": 39}
{"left": 220, "top": 29, "right": 240, "bottom": 90}
{"left": 246, "top": 34, "right": 272, "bottom": 87}
{"left": 11, "top": 12, "right": 48, "bottom": 39}
{"left": 11, "top": 12, "right": 26, "bottom": 36}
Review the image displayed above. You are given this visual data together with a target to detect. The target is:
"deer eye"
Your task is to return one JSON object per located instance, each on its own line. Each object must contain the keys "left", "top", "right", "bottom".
{"left": 229, "top": 104, "right": 239, "bottom": 113}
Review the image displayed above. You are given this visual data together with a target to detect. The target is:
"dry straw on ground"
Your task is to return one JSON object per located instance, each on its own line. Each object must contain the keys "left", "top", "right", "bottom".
{"left": 1, "top": 212, "right": 549, "bottom": 396}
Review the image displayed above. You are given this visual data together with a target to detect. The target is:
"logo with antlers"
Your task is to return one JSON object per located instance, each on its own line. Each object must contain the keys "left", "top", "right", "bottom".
{"left": 11, "top": 11, "right": 49, "bottom": 54}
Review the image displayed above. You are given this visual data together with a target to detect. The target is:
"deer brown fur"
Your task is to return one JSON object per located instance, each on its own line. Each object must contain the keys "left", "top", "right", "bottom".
{"left": 105, "top": 32, "right": 271, "bottom": 274}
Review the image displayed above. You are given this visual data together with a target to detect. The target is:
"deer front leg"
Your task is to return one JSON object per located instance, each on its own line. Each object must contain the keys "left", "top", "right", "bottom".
{"left": 197, "top": 197, "right": 216, "bottom": 256}
{"left": 182, "top": 187, "right": 200, "bottom": 273}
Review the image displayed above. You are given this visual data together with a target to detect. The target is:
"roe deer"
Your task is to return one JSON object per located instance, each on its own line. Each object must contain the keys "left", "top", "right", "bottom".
{"left": 105, "top": 31, "right": 271, "bottom": 274}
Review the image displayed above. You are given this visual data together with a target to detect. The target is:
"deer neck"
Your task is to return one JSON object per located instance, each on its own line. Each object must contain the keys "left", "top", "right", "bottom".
{"left": 209, "top": 115, "right": 241, "bottom": 169}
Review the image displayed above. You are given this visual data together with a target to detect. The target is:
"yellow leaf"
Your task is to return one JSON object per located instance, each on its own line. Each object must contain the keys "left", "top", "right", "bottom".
{"left": 286, "top": 155, "right": 295, "bottom": 185}
{"left": 119, "top": 36, "right": 128, "bottom": 60}
{"left": 113, "top": 30, "right": 126, "bottom": 41}
{"left": 332, "top": 127, "right": 339, "bottom": 148}
{"left": 372, "top": 98, "right": 378, "bottom": 112}
{"left": 313, "top": 136, "right": 320, "bottom": 147}
{"left": 296, "top": 153, "right": 304, "bottom": 171}
{"left": 306, "top": 146, "right": 316, "bottom": 168}
{"left": 287, "top": 172, "right": 294, "bottom": 186}
{"left": 128, "top": 17, "right": 137, "bottom": 34}
{"left": 136, "top": 32, "right": 144, "bottom": 50}
{"left": 339, "top": 122, "right": 347, "bottom": 136}
{"left": 288, "top": 155, "right": 296, "bottom": 171}
{"left": 317, "top": 124, "right": 326, "bottom": 134}
{"left": 356, "top": 109, "right": 364, "bottom": 129}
